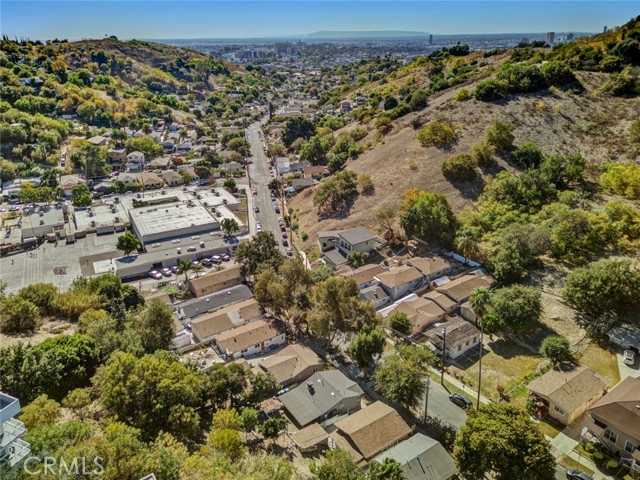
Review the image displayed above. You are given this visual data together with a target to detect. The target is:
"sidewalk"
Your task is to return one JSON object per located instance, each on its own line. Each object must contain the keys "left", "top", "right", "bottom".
{"left": 549, "top": 431, "right": 611, "bottom": 480}
{"left": 432, "top": 367, "right": 493, "bottom": 405}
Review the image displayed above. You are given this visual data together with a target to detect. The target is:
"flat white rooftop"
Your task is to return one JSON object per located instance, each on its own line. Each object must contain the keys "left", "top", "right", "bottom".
{"left": 130, "top": 203, "right": 218, "bottom": 238}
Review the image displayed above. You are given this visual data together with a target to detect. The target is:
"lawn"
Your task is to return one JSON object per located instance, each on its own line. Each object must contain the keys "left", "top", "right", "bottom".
{"left": 535, "top": 418, "right": 564, "bottom": 439}
{"left": 576, "top": 343, "right": 620, "bottom": 387}
{"left": 558, "top": 455, "right": 595, "bottom": 476}
{"left": 449, "top": 338, "right": 543, "bottom": 402}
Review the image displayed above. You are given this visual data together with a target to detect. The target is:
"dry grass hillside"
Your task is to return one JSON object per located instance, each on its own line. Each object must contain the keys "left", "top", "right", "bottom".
{"left": 290, "top": 72, "right": 640, "bottom": 243}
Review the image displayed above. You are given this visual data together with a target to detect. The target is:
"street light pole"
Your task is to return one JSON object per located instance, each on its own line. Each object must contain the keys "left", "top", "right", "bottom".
{"left": 440, "top": 328, "right": 446, "bottom": 385}
{"left": 477, "top": 323, "right": 484, "bottom": 409}
{"left": 423, "top": 375, "right": 431, "bottom": 423}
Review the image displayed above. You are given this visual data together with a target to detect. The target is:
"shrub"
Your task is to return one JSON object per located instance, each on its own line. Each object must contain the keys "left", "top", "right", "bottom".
{"left": 606, "top": 460, "right": 619, "bottom": 473}
{"left": 470, "top": 140, "right": 496, "bottom": 167}
{"left": 602, "top": 67, "right": 640, "bottom": 97}
{"left": 600, "top": 163, "right": 640, "bottom": 199}
{"left": 511, "top": 141, "right": 545, "bottom": 169}
{"left": 474, "top": 79, "right": 506, "bottom": 101}
{"left": 496, "top": 64, "right": 546, "bottom": 93}
{"left": 540, "top": 61, "right": 576, "bottom": 85}
{"left": 417, "top": 117, "right": 457, "bottom": 148}
{"left": 442, "top": 153, "right": 478, "bottom": 181}
{"left": 453, "top": 88, "right": 471, "bottom": 101}
{"left": 629, "top": 119, "right": 640, "bottom": 143}
{"left": 486, "top": 120, "right": 516, "bottom": 152}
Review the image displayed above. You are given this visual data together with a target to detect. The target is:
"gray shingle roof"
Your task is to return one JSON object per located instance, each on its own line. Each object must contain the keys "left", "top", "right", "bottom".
{"left": 279, "top": 370, "right": 364, "bottom": 427}
{"left": 178, "top": 285, "right": 252, "bottom": 319}
{"left": 338, "top": 226, "right": 377, "bottom": 246}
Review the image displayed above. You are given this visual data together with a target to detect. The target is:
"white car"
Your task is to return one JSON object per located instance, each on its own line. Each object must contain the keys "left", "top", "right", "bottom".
{"left": 623, "top": 350, "right": 636, "bottom": 366}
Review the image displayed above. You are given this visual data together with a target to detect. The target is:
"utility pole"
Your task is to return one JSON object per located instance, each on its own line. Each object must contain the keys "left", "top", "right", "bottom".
{"left": 423, "top": 375, "right": 431, "bottom": 423}
{"left": 440, "top": 327, "right": 446, "bottom": 385}
{"left": 477, "top": 323, "right": 484, "bottom": 409}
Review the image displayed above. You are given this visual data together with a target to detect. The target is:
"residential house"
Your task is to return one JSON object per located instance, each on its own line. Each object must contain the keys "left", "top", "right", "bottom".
{"left": 108, "top": 148, "right": 128, "bottom": 168}
{"left": 436, "top": 274, "right": 493, "bottom": 304}
{"left": 0, "top": 392, "right": 31, "bottom": 467}
{"left": 288, "top": 162, "right": 305, "bottom": 174}
{"left": 220, "top": 161, "right": 244, "bottom": 173}
{"left": 276, "top": 157, "right": 291, "bottom": 174}
{"left": 190, "top": 298, "right": 262, "bottom": 343}
{"left": 93, "top": 181, "right": 113, "bottom": 195}
{"left": 427, "top": 318, "right": 481, "bottom": 360}
{"left": 423, "top": 291, "right": 458, "bottom": 315}
{"left": 162, "top": 140, "right": 176, "bottom": 152}
{"left": 279, "top": 370, "right": 364, "bottom": 427}
{"left": 254, "top": 343, "right": 323, "bottom": 386}
{"left": 59, "top": 174, "right": 86, "bottom": 197}
{"left": 528, "top": 364, "right": 607, "bottom": 426}
{"left": 338, "top": 264, "right": 388, "bottom": 289}
{"left": 161, "top": 170, "right": 184, "bottom": 187}
{"left": 385, "top": 296, "right": 446, "bottom": 335}
{"left": 176, "top": 142, "right": 193, "bottom": 154}
{"left": 407, "top": 256, "right": 453, "bottom": 282}
{"left": 303, "top": 165, "right": 329, "bottom": 178}
{"left": 187, "top": 265, "right": 243, "bottom": 297}
{"left": 291, "top": 178, "right": 315, "bottom": 191}
{"left": 118, "top": 173, "right": 139, "bottom": 187}
{"left": 137, "top": 172, "right": 163, "bottom": 190}
{"left": 582, "top": 376, "right": 640, "bottom": 463}
{"left": 374, "top": 433, "right": 457, "bottom": 480}
{"left": 331, "top": 401, "right": 412, "bottom": 462}
{"left": 178, "top": 284, "right": 253, "bottom": 320}
{"left": 289, "top": 423, "right": 329, "bottom": 452}
{"left": 87, "top": 135, "right": 108, "bottom": 146}
{"left": 341, "top": 100, "right": 352, "bottom": 113}
{"left": 127, "top": 151, "right": 145, "bottom": 172}
{"left": 319, "top": 227, "right": 380, "bottom": 267}
{"left": 147, "top": 156, "right": 171, "bottom": 170}
{"left": 360, "top": 285, "right": 391, "bottom": 309}
{"left": 213, "top": 319, "right": 284, "bottom": 360}
{"left": 607, "top": 324, "right": 640, "bottom": 352}
{"left": 376, "top": 265, "right": 424, "bottom": 301}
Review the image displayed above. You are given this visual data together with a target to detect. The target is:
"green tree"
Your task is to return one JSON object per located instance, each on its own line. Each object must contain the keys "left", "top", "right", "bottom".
{"left": 62, "top": 387, "right": 92, "bottom": 417}
{"left": 236, "top": 231, "right": 284, "bottom": 276}
{"left": 258, "top": 416, "right": 288, "bottom": 443}
{"left": 347, "top": 251, "right": 369, "bottom": 268}
{"left": 124, "top": 136, "right": 163, "bottom": 157}
{"left": 373, "top": 207, "right": 397, "bottom": 240}
{"left": 116, "top": 231, "right": 141, "bottom": 256}
{"left": 417, "top": 118, "right": 457, "bottom": 148}
{"left": 243, "top": 371, "right": 279, "bottom": 406}
{"left": 239, "top": 407, "right": 259, "bottom": 433}
{"left": 313, "top": 170, "right": 358, "bottom": 214}
{"left": 487, "top": 242, "right": 525, "bottom": 284}
{"left": 511, "top": 141, "right": 544, "bottom": 169}
{"left": 71, "top": 183, "right": 92, "bottom": 207}
{"left": 539, "top": 336, "right": 573, "bottom": 365}
{"left": 400, "top": 190, "right": 457, "bottom": 248}
{"left": 310, "top": 448, "right": 362, "bottom": 480}
{"left": 442, "top": 153, "right": 478, "bottom": 181}
{"left": 221, "top": 218, "right": 239, "bottom": 237}
{"left": 223, "top": 178, "right": 237, "bottom": 191}
{"left": 366, "top": 458, "right": 406, "bottom": 480}
{"left": 137, "top": 300, "right": 176, "bottom": 353}
{"left": 470, "top": 140, "right": 496, "bottom": 167}
{"left": 453, "top": 404, "right": 555, "bottom": 480}
{"left": 19, "top": 394, "right": 61, "bottom": 430}
{"left": 490, "top": 285, "right": 542, "bottom": 334}
{"left": 208, "top": 428, "right": 246, "bottom": 460}
{"left": 563, "top": 258, "right": 640, "bottom": 317}
{"left": 282, "top": 116, "right": 316, "bottom": 146}
{"left": 71, "top": 143, "right": 109, "bottom": 177}
{"left": 178, "top": 258, "right": 193, "bottom": 282}
{"left": 470, "top": 287, "right": 491, "bottom": 326}
{"left": 0, "top": 296, "right": 39, "bottom": 334}
{"left": 300, "top": 135, "right": 330, "bottom": 165}
{"left": 387, "top": 311, "right": 412, "bottom": 335}
{"left": 17, "top": 283, "right": 59, "bottom": 316}
{"left": 348, "top": 323, "right": 386, "bottom": 369}
{"left": 486, "top": 120, "right": 515, "bottom": 152}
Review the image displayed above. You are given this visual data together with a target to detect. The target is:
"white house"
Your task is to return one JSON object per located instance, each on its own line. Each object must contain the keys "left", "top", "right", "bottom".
{"left": 213, "top": 320, "right": 285, "bottom": 360}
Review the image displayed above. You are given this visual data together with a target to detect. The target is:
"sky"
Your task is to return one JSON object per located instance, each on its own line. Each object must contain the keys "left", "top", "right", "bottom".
{"left": 1, "top": 1, "right": 638, "bottom": 40}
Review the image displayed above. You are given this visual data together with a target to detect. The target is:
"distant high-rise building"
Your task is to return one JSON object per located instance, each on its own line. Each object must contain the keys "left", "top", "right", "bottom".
{"left": 429, "top": 34, "right": 433, "bottom": 45}
{"left": 603, "top": 26, "right": 608, "bottom": 33}
{"left": 567, "top": 32, "right": 574, "bottom": 41}
{"left": 546, "top": 32, "right": 555, "bottom": 45}
{"left": 520, "top": 37, "right": 529, "bottom": 45}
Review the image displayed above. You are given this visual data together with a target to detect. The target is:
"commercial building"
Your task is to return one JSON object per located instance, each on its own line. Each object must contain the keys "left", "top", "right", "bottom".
{"left": 20, "top": 206, "right": 65, "bottom": 242}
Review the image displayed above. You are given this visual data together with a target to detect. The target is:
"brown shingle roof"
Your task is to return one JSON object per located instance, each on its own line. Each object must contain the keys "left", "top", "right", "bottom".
{"left": 588, "top": 376, "right": 640, "bottom": 440}
{"left": 423, "top": 291, "right": 457, "bottom": 312}
{"left": 334, "top": 401, "right": 412, "bottom": 459}
{"left": 407, "top": 256, "right": 452, "bottom": 276}
{"left": 338, "top": 264, "right": 387, "bottom": 286}
{"left": 376, "top": 265, "right": 423, "bottom": 288}
{"left": 256, "top": 343, "right": 323, "bottom": 384}
{"left": 290, "top": 423, "right": 329, "bottom": 450}
{"left": 190, "top": 298, "right": 261, "bottom": 340}
{"left": 188, "top": 265, "right": 242, "bottom": 292}
{"left": 528, "top": 364, "right": 607, "bottom": 413}
{"left": 214, "top": 319, "right": 281, "bottom": 355}
{"left": 436, "top": 275, "right": 493, "bottom": 303}
{"left": 428, "top": 318, "right": 480, "bottom": 346}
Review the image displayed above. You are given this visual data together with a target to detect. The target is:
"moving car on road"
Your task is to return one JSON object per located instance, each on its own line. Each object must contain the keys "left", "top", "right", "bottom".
{"left": 449, "top": 393, "right": 473, "bottom": 409}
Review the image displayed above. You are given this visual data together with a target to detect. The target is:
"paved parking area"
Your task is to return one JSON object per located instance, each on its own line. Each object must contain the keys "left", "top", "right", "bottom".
{"left": 0, "top": 234, "right": 120, "bottom": 294}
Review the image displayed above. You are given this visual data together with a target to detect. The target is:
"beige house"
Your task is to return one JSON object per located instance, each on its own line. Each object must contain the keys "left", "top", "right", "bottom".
{"left": 376, "top": 265, "right": 423, "bottom": 300}
{"left": 582, "top": 377, "right": 640, "bottom": 463}
{"left": 331, "top": 401, "right": 412, "bottom": 462}
{"left": 190, "top": 298, "right": 262, "bottom": 343}
{"left": 187, "top": 265, "right": 243, "bottom": 297}
{"left": 161, "top": 170, "right": 184, "bottom": 187}
{"left": 254, "top": 343, "right": 323, "bottom": 386}
{"left": 528, "top": 364, "right": 607, "bottom": 426}
{"left": 407, "top": 256, "right": 453, "bottom": 282}
{"left": 427, "top": 318, "right": 481, "bottom": 360}
{"left": 337, "top": 264, "right": 387, "bottom": 289}
{"left": 423, "top": 290, "right": 458, "bottom": 314}
{"left": 137, "top": 172, "right": 163, "bottom": 189}
{"left": 213, "top": 319, "right": 285, "bottom": 360}
{"left": 436, "top": 274, "right": 493, "bottom": 304}
{"left": 318, "top": 226, "right": 378, "bottom": 254}
{"left": 386, "top": 297, "right": 446, "bottom": 335}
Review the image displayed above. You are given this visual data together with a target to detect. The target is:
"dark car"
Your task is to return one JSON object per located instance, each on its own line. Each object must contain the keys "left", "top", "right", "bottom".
{"left": 449, "top": 393, "right": 473, "bottom": 409}
{"left": 566, "top": 470, "right": 593, "bottom": 480}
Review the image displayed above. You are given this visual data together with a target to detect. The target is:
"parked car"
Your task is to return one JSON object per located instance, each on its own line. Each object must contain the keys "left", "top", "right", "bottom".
{"left": 170, "top": 266, "right": 179, "bottom": 274}
{"left": 623, "top": 349, "right": 636, "bottom": 366}
{"left": 221, "top": 254, "right": 231, "bottom": 262}
{"left": 252, "top": 188, "right": 257, "bottom": 195}
{"left": 148, "top": 270, "right": 162, "bottom": 280}
{"left": 254, "top": 206, "right": 259, "bottom": 213}
{"left": 566, "top": 469, "right": 593, "bottom": 480}
{"left": 201, "top": 258, "right": 212, "bottom": 267}
{"left": 282, "top": 239, "right": 289, "bottom": 246}
{"left": 449, "top": 393, "right": 472, "bottom": 409}
{"left": 160, "top": 268, "right": 172, "bottom": 277}
{"left": 286, "top": 248, "right": 293, "bottom": 256}
{"left": 282, "top": 232, "right": 288, "bottom": 239}
{"left": 275, "top": 206, "right": 280, "bottom": 213}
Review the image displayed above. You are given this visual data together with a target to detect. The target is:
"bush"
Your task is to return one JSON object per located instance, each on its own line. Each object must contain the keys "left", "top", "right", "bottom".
{"left": 474, "top": 79, "right": 507, "bottom": 101}
{"left": 1, "top": 297, "right": 39, "bottom": 333}
{"left": 486, "top": 120, "right": 516, "bottom": 152}
{"left": 606, "top": 460, "right": 619, "bottom": 473}
{"left": 630, "top": 119, "right": 640, "bottom": 143}
{"left": 600, "top": 163, "right": 640, "bottom": 199}
{"left": 442, "top": 153, "right": 478, "bottom": 181}
{"left": 602, "top": 67, "right": 640, "bottom": 97}
{"left": 511, "top": 141, "right": 545, "bottom": 169}
{"left": 540, "top": 61, "right": 576, "bottom": 85}
{"left": 453, "top": 88, "right": 471, "bottom": 101}
{"left": 417, "top": 118, "right": 457, "bottom": 148}
{"left": 470, "top": 140, "right": 496, "bottom": 167}
{"left": 497, "top": 64, "right": 546, "bottom": 93}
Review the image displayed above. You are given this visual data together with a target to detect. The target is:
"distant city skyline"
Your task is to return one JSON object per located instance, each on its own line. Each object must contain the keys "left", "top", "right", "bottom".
{"left": 1, "top": 1, "right": 638, "bottom": 41}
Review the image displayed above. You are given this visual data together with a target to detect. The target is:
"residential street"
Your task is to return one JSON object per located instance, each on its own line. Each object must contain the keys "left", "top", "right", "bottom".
{"left": 423, "top": 379, "right": 468, "bottom": 429}
{"left": 246, "top": 123, "right": 287, "bottom": 253}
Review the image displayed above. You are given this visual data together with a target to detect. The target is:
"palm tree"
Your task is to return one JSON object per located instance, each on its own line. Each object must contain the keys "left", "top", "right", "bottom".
{"left": 470, "top": 287, "right": 492, "bottom": 409}
{"left": 455, "top": 228, "right": 480, "bottom": 263}
{"left": 178, "top": 259, "right": 193, "bottom": 282}
{"left": 192, "top": 263, "right": 205, "bottom": 278}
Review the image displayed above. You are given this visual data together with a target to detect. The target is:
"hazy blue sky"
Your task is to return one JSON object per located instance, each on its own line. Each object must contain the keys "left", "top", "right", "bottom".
{"left": 1, "top": 1, "right": 638, "bottom": 40}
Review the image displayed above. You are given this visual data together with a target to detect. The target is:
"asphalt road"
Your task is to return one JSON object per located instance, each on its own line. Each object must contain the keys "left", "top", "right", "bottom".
{"left": 423, "top": 379, "right": 469, "bottom": 429}
{"left": 246, "top": 123, "right": 287, "bottom": 253}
